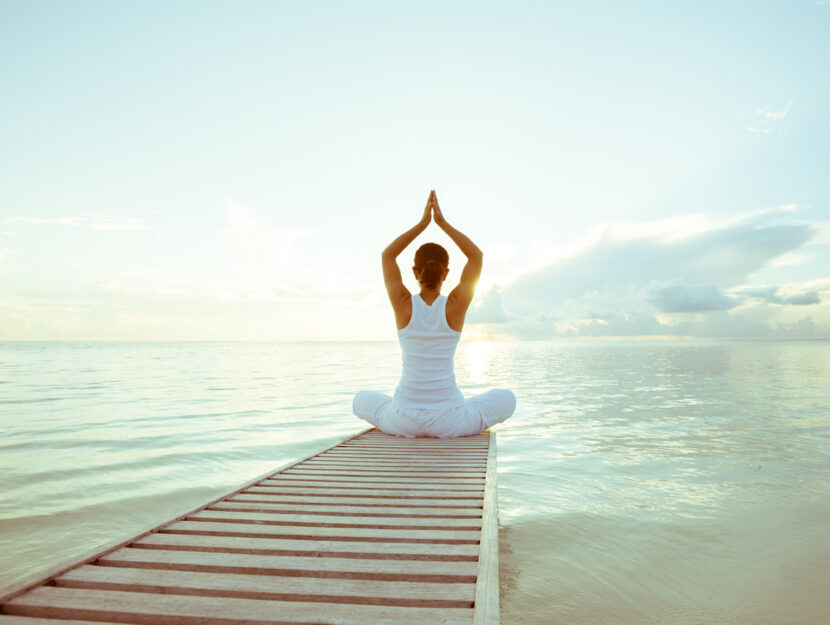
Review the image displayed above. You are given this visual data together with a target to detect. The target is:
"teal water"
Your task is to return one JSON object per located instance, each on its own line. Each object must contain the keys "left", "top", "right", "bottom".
{"left": 1, "top": 340, "right": 828, "bottom": 624}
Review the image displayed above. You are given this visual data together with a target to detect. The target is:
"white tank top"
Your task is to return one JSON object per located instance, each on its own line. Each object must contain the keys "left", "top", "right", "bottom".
{"left": 393, "top": 294, "right": 465, "bottom": 410}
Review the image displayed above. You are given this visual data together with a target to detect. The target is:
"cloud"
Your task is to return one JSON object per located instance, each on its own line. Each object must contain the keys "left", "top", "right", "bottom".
{"left": 467, "top": 287, "right": 512, "bottom": 323}
{"left": 6, "top": 214, "right": 148, "bottom": 231}
{"left": 770, "top": 252, "right": 811, "bottom": 267}
{"left": 645, "top": 280, "right": 737, "bottom": 313}
{"left": 469, "top": 209, "right": 827, "bottom": 338}
{"left": 783, "top": 291, "right": 820, "bottom": 306}
{"left": 747, "top": 101, "right": 793, "bottom": 134}
{"left": 736, "top": 286, "right": 783, "bottom": 304}
{"left": 501, "top": 219, "right": 814, "bottom": 317}
{"left": 757, "top": 102, "right": 792, "bottom": 121}
{"left": 732, "top": 285, "right": 822, "bottom": 306}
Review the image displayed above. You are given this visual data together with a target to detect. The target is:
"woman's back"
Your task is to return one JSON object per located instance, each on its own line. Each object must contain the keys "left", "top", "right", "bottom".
{"left": 393, "top": 294, "right": 464, "bottom": 411}
{"left": 351, "top": 189, "right": 514, "bottom": 438}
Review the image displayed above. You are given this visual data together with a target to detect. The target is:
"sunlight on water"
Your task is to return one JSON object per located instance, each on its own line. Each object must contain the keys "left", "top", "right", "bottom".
{"left": 1, "top": 340, "right": 828, "bottom": 624}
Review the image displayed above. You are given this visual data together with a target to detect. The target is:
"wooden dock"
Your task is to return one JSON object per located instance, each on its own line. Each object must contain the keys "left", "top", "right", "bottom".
{"left": 0, "top": 427, "right": 500, "bottom": 624}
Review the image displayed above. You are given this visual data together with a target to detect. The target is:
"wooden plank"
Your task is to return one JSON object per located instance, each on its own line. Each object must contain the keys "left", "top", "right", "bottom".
{"left": 338, "top": 442, "right": 487, "bottom": 455}
{"left": 255, "top": 481, "right": 485, "bottom": 493}
{"left": 222, "top": 494, "right": 482, "bottom": 508}
{"left": 163, "top": 520, "right": 481, "bottom": 542}
{"left": 303, "top": 457, "right": 487, "bottom": 472}
{"left": 0, "top": 428, "right": 373, "bottom": 605}
{"left": 134, "top": 533, "right": 480, "bottom": 559}
{"left": 226, "top": 497, "right": 482, "bottom": 517}
{"left": 243, "top": 487, "right": 483, "bottom": 500}
{"left": 264, "top": 474, "right": 485, "bottom": 484}
{"left": 342, "top": 438, "right": 488, "bottom": 443}
{"left": 0, "top": 617, "right": 124, "bottom": 625}
{"left": 58, "top": 565, "right": 476, "bottom": 607}
{"left": 98, "top": 547, "right": 479, "bottom": 580}
{"left": 473, "top": 432, "right": 500, "bottom": 625}
{"left": 305, "top": 457, "right": 487, "bottom": 464}
{"left": 326, "top": 447, "right": 489, "bottom": 454}
{"left": 203, "top": 506, "right": 483, "bottom": 528}
{"left": 359, "top": 432, "right": 484, "bottom": 440}
{"left": 4, "top": 587, "right": 475, "bottom": 625}
{"left": 326, "top": 441, "right": 487, "bottom": 456}
{"left": 0, "top": 426, "right": 499, "bottom": 625}
{"left": 315, "top": 454, "right": 488, "bottom": 461}
{"left": 284, "top": 467, "right": 486, "bottom": 477}
{"left": 297, "top": 462, "right": 486, "bottom": 477}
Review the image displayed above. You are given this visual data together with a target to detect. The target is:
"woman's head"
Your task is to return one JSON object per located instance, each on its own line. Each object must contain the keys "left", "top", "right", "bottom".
{"left": 413, "top": 243, "right": 450, "bottom": 290}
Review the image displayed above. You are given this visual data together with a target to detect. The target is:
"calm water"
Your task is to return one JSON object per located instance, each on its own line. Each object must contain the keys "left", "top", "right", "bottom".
{"left": 1, "top": 340, "right": 829, "bottom": 624}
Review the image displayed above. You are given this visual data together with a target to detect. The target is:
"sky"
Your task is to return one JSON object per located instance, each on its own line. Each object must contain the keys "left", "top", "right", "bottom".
{"left": 1, "top": 0, "right": 829, "bottom": 340}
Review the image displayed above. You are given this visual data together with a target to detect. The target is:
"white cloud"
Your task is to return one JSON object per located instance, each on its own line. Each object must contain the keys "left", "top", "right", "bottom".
{"left": 467, "top": 209, "right": 827, "bottom": 338}
{"left": 770, "top": 252, "right": 811, "bottom": 267}
{"left": 645, "top": 280, "right": 737, "bottom": 313}
{"left": 757, "top": 102, "right": 792, "bottom": 121}
{"left": 783, "top": 292, "right": 820, "bottom": 305}
{"left": 732, "top": 284, "right": 822, "bottom": 307}
{"left": 747, "top": 101, "right": 793, "bottom": 134}
{"left": 467, "top": 287, "right": 512, "bottom": 323}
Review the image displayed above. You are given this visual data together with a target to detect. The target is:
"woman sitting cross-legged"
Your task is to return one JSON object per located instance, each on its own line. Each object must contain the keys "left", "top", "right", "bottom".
{"left": 352, "top": 189, "right": 516, "bottom": 438}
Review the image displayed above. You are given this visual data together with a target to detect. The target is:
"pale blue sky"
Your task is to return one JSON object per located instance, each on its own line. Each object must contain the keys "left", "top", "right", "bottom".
{"left": 1, "top": 0, "right": 828, "bottom": 339}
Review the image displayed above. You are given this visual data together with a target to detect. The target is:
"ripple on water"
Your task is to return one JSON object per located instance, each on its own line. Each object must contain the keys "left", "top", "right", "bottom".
{"left": 0, "top": 340, "right": 828, "bottom": 625}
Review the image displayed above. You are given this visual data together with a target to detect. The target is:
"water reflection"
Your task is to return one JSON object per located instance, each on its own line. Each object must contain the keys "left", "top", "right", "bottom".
{"left": 0, "top": 339, "right": 828, "bottom": 624}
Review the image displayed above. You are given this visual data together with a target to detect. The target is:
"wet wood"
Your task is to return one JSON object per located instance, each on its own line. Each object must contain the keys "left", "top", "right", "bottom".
{"left": 0, "top": 427, "right": 500, "bottom": 624}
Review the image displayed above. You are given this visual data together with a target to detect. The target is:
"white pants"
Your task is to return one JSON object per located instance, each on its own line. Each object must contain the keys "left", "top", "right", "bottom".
{"left": 352, "top": 389, "right": 516, "bottom": 438}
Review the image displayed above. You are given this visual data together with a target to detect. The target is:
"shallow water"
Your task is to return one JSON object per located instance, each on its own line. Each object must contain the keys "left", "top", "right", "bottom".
{"left": 1, "top": 340, "right": 828, "bottom": 623}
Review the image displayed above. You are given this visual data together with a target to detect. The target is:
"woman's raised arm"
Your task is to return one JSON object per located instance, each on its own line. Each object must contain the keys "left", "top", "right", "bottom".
{"left": 381, "top": 191, "right": 433, "bottom": 306}
{"left": 432, "top": 193, "right": 483, "bottom": 315}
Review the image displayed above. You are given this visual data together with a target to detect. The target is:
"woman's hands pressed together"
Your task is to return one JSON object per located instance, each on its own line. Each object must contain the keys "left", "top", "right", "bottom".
{"left": 423, "top": 189, "right": 448, "bottom": 229}
{"left": 420, "top": 190, "right": 434, "bottom": 227}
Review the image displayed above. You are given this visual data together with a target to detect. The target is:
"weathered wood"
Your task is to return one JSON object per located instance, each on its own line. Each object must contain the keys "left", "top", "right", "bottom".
{"left": 1, "top": 427, "right": 499, "bottom": 625}
{"left": 283, "top": 469, "right": 486, "bottom": 478}
{"left": 264, "top": 473, "right": 485, "bottom": 484}
{"left": 134, "top": 532, "right": 480, "bottom": 559}
{"left": 58, "top": 565, "right": 477, "bottom": 606}
{"left": 338, "top": 443, "right": 487, "bottom": 456}
{"left": 306, "top": 456, "right": 487, "bottom": 473}
{"left": 4, "top": 587, "right": 475, "bottom": 625}
{"left": 0, "top": 617, "right": 124, "bottom": 625}
{"left": 203, "top": 505, "right": 483, "bottom": 527}
{"left": 345, "top": 434, "right": 487, "bottom": 440}
{"left": 98, "top": 547, "right": 478, "bottom": 579}
{"left": 0, "top": 428, "right": 373, "bottom": 605}
{"left": 245, "top": 486, "right": 483, "bottom": 503}
{"left": 473, "top": 432, "right": 500, "bottom": 625}
{"left": 238, "top": 492, "right": 484, "bottom": 507}
{"left": 257, "top": 477, "right": 484, "bottom": 492}
{"left": 316, "top": 456, "right": 487, "bottom": 463}
{"left": 292, "top": 462, "right": 485, "bottom": 477}
{"left": 324, "top": 449, "right": 489, "bottom": 456}
{"left": 225, "top": 497, "right": 483, "bottom": 516}
{"left": 162, "top": 520, "right": 481, "bottom": 542}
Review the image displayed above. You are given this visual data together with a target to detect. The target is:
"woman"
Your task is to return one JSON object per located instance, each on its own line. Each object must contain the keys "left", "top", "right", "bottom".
{"left": 353, "top": 190, "right": 516, "bottom": 437}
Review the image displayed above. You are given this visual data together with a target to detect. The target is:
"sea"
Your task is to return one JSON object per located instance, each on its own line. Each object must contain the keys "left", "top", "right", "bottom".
{"left": 1, "top": 340, "right": 828, "bottom": 624}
